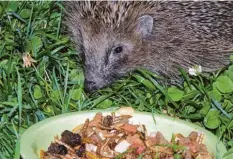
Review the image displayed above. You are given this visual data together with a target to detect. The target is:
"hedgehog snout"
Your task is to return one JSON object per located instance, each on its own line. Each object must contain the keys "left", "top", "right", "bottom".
{"left": 84, "top": 79, "right": 97, "bottom": 93}
{"left": 84, "top": 77, "right": 109, "bottom": 93}
{"left": 84, "top": 70, "right": 108, "bottom": 93}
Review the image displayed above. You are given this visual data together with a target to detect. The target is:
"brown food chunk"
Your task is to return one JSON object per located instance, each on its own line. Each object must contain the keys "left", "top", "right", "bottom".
{"left": 126, "top": 134, "right": 144, "bottom": 148}
{"left": 102, "top": 115, "right": 113, "bottom": 127}
{"left": 76, "top": 143, "right": 85, "bottom": 157}
{"left": 61, "top": 130, "right": 82, "bottom": 147}
{"left": 108, "top": 139, "right": 117, "bottom": 149}
{"left": 188, "top": 131, "right": 198, "bottom": 142}
{"left": 122, "top": 123, "right": 137, "bottom": 134}
{"left": 146, "top": 132, "right": 169, "bottom": 147}
{"left": 47, "top": 143, "right": 67, "bottom": 155}
{"left": 89, "top": 113, "right": 102, "bottom": 127}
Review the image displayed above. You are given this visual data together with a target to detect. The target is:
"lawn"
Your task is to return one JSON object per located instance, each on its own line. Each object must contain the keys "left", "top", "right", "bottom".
{"left": 0, "top": 1, "right": 233, "bottom": 159}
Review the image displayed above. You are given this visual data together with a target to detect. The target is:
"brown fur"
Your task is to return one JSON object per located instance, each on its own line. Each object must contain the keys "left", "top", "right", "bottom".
{"left": 63, "top": 1, "right": 233, "bottom": 92}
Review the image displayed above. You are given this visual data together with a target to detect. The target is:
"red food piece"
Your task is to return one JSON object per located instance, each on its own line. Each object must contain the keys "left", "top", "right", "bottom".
{"left": 89, "top": 113, "right": 102, "bottom": 127}
{"left": 136, "top": 146, "right": 146, "bottom": 154}
{"left": 126, "top": 134, "right": 144, "bottom": 148}
{"left": 122, "top": 123, "right": 137, "bottom": 133}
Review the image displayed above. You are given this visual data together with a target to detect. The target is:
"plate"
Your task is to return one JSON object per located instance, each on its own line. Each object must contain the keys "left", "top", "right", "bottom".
{"left": 20, "top": 107, "right": 227, "bottom": 159}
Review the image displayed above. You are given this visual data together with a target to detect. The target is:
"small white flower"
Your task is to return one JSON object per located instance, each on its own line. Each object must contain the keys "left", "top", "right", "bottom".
{"left": 188, "top": 65, "right": 202, "bottom": 76}
{"left": 114, "top": 140, "right": 131, "bottom": 153}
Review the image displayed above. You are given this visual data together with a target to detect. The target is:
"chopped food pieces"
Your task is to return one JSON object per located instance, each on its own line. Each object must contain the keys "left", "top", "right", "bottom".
{"left": 102, "top": 115, "right": 113, "bottom": 127}
{"left": 47, "top": 143, "right": 67, "bottom": 155}
{"left": 86, "top": 143, "right": 97, "bottom": 152}
{"left": 122, "top": 123, "right": 137, "bottom": 133}
{"left": 76, "top": 143, "right": 85, "bottom": 157}
{"left": 61, "top": 130, "right": 82, "bottom": 147}
{"left": 114, "top": 140, "right": 131, "bottom": 153}
{"left": 41, "top": 112, "right": 213, "bottom": 159}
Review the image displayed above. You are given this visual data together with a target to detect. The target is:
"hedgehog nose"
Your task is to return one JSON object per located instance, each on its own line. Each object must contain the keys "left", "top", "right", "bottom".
{"left": 84, "top": 80, "right": 97, "bottom": 93}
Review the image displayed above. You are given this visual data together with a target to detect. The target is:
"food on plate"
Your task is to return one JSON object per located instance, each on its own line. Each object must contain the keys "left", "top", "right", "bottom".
{"left": 40, "top": 112, "right": 213, "bottom": 159}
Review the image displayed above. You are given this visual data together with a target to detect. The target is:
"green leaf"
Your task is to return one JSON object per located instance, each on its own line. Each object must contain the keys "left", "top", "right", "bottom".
{"left": 14, "top": 139, "right": 20, "bottom": 159}
{"left": 228, "top": 65, "right": 233, "bottom": 71}
{"left": 33, "top": 85, "right": 43, "bottom": 99}
{"left": 50, "top": 90, "right": 60, "bottom": 101}
{"left": 200, "top": 101, "right": 211, "bottom": 116}
{"left": 32, "top": 36, "right": 42, "bottom": 52}
{"left": 226, "top": 65, "right": 233, "bottom": 82}
{"left": 132, "top": 74, "right": 156, "bottom": 90}
{"left": 42, "top": 105, "right": 54, "bottom": 115}
{"left": 96, "top": 99, "right": 113, "bottom": 109}
{"left": 208, "top": 87, "right": 222, "bottom": 102}
{"left": 146, "top": 93, "right": 152, "bottom": 98}
{"left": 230, "top": 55, "right": 233, "bottom": 63}
{"left": 0, "top": 59, "right": 8, "bottom": 68}
{"left": 182, "top": 90, "right": 199, "bottom": 100}
{"left": 226, "top": 70, "right": 233, "bottom": 82}
{"left": 204, "top": 109, "right": 221, "bottom": 129}
{"left": 90, "top": 94, "right": 113, "bottom": 109}
{"left": 4, "top": 33, "right": 14, "bottom": 43}
{"left": 8, "top": 1, "right": 18, "bottom": 12}
{"left": 168, "top": 86, "right": 184, "bottom": 101}
{"left": 26, "top": 36, "right": 42, "bottom": 57}
{"left": 70, "top": 88, "right": 82, "bottom": 101}
{"left": 20, "top": 9, "right": 31, "bottom": 19}
{"left": 214, "top": 76, "right": 233, "bottom": 94}
{"left": 5, "top": 45, "right": 14, "bottom": 51}
{"left": 184, "top": 105, "right": 196, "bottom": 114}
{"left": 227, "top": 120, "right": 233, "bottom": 129}
{"left": 70, "top": 69, "right": 84, "bottom": 83}
{"left": 0, "top": 4, "right": 3, "bottom": 15}
{"left": 222, "top": 100, "right": 233, "bottom": 112}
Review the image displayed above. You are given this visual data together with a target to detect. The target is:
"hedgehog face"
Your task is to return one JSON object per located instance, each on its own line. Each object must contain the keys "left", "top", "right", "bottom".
{"left": 82, "top": 32, "right": 134, "bottom": 92}
{"left": 63, "top": 1, "right": 154, "bottom": 92}
{"left": 80, "top": 15, "right": 154, "bottom": 92}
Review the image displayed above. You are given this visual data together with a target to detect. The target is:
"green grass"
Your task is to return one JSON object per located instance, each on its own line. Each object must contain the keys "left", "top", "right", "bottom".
{"left": 0, "top": 1, "right": 233, "bottom": 159}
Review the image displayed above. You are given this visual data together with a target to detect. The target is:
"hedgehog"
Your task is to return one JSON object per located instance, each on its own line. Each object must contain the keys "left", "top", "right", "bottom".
{"left": 63, "top": 1, "right": 233, "bottom": 92}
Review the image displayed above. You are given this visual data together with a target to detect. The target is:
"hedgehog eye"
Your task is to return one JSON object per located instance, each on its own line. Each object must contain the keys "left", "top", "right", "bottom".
{"left": 114, "top": 46, "right": 123, "bottom": 54}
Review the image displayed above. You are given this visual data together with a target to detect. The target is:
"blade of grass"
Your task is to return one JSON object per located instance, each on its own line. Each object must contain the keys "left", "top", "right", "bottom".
{"left": 16, "top": 67, "right": 22, "bottom": 135}
{"left": 56, "top": 8, "right": 62, "bottom": 38}
{"left": 13, "top": 139, "right": 20, "bottom": 159}
{"left": 7, "top": 12, "right": 27, "bottom": 23}
{"left": 211, "top": 98, "right": 232, "bottom": 119}
{"left": 26, "top": 3, "right": 33, "bottom": 36}
{"left": 63, "top": 63, "right": 69, "bottom": 105}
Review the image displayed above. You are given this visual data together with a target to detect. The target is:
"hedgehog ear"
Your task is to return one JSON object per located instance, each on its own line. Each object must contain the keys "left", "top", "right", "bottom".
{"left": 135, "top": 15, "right": 153, "bottom": 38}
